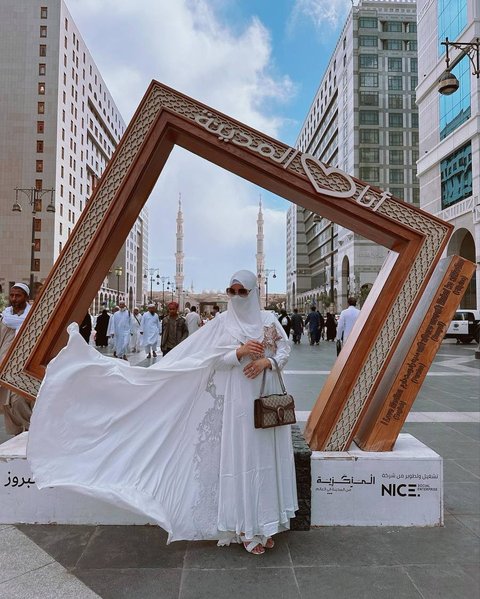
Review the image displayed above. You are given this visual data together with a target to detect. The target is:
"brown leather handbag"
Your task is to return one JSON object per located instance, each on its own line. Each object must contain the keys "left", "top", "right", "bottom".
{"left": 254, "top": 358, "right": 296, "bottom": 429}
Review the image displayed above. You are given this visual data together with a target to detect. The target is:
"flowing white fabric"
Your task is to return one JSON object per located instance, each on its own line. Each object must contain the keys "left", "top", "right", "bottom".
{"left": 28, "top": 308, "right": 298, "bottom": 544}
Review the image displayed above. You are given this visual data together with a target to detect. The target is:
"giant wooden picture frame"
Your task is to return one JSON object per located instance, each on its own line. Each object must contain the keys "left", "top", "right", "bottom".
{"left": 0, "top": 81, "right": 455, "bottom": 451}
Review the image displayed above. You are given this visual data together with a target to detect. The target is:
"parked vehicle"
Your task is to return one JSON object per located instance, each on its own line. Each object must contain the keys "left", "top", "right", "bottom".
{"left": 444, "top": 309, "right": 480, "bottom": 344}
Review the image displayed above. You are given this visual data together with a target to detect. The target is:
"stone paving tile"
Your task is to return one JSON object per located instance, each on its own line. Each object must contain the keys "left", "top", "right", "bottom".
{"left": 294, "top": 565, "right": 423, "bottom": 599}
{"left": 75, "top": 526, "right": 187, "bottom": 570}
{"left": 404, "top": 564, "right": 480, "bottom": 599}
{"left": 0, "top": 526, "right": 54, "bottom": 584}
{"left": 184, "top": 535, "right": 291, "bottom": 569}
{"left": 385, "top": 516, "right": 479, "bottom": 566}
{"left": 0, "top": 561, "right": 101, "bottom": 599}
{"left": 74, "top": 567, "right": 182, "bottom": 599}
{"left": 17, "top": 524, "right": 96, "bottom": 568}
{"left": 286, "top": 527, "right": 400, "bottom": 567}
{"left": 444, "top": 422, "right": 480, "bottom": 441}
{"left": 179, "top": 567, "right": 301, "bottom": 599}
{"left": 444, "top": 481, "right": 480, "bottom": 515}
{"left": 452, "top": 458, "right": 480, "bottom": 478}
{"left": 452, "top": 515, "right": 480, "bottom": 537}
{"left": 443, "top": 459, "right": 480, "bottom": 483}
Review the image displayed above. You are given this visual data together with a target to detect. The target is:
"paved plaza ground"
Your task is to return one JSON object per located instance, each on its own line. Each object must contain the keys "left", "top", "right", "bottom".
{"left": 0, "top": 337, "right": 479, "bottom": 598}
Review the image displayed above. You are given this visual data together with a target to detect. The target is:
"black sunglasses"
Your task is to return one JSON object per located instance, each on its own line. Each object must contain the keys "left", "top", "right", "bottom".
{"left": 226, "top": 287, "right": 251, "bottom": 297}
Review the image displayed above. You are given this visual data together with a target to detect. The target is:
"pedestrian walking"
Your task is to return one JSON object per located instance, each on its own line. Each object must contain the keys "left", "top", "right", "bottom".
{"left": 305, "top": 306, "right": 322, "bottom": 345}
{"left": 161, "top": 301, "right": 188, "bottom": 356}
{"left": 325, "top": 312, "right": 337, "bottom": 341}
{"left": 140, "top": 304, "right": 161, "bottom": 358}
{"left": 278, "top": 309, "right": 291, "bottom": 338}
{"left": 110, "top": 301, "right": 133, "bottom": 360}
{"left": 336, "top": 297, "right": 361, "bottom": 344}
{"left": 290, "top": 308, "right": 304, "bottom": 344}
{"left": 131, "top": 307, "right": 142, "bottom": 352}
{"left": 185, "top": 305, "right": 202, "bottom": 335}
{"left": 94, "top": 309, "right": 110, "bottom": 347}
{"left": 79, "top": 312, "right": 92, "bottom": 344}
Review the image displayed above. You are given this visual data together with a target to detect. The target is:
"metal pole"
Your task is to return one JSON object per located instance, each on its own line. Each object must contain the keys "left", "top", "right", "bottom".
{"left": 116, "top": 274, "right": 120, "bottom": 304}
{"left": 330, "top": 223, "right": 335, "bottom": 309}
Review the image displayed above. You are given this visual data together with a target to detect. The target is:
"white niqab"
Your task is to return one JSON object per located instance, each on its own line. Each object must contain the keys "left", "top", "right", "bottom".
{"left": 224, "top": 270, "right": 263, "bottom": 343}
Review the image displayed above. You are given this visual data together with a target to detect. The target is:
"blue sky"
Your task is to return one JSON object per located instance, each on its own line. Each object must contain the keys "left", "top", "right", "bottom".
{"left": 67, "top": 0, "right": 351, "bottom": 293}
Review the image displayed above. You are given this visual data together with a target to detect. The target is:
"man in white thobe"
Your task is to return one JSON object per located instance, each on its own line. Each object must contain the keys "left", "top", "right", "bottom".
{"left": 107, "top": 306, "right": 119, "bottom": 356}
{"left": 336, "top": 297, "right": 361, "bottom": 343}
{"left": 110, "top": 301, "right": 133, "bottom": 360}
{"left": 185, "top": 305, "right": 202, "bottom": 335}
{"left": 140, "top": 304, "right": 161, "bottom": 358}
{"left": 131, "top": 307, "right": 142, "bottom": 352}
{"left": 0, "top": 283, "right": 33, "bottom": 434}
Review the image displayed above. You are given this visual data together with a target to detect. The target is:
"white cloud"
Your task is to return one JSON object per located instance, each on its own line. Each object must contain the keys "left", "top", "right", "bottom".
{"left": 290, "top": 0, "right": 351, "bottom": 31}
{"left": 66, "top": 0, "right": 292, "bottom": 292}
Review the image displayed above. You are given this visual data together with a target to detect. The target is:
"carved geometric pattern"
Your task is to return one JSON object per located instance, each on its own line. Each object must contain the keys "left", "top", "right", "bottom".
{"left": 0, "top": 80, "right": 452, "bottom": 454}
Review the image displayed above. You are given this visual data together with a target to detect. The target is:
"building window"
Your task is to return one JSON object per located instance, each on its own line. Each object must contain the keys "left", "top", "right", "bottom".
{"left": 410, "top": 76, "right": 418, "bottom": 90}
{"left": 388, "top": 94, "right": 403, "bottom": 109}
{"left": 359, "top": 73, "right": 378, "bottom": 87}
{"left": 38, "top": 63, "right": 46, "bottom": 75}
{"left": 37, "top": 102, "right": 45, "bottom": 114}
{"left": 439, "top": 56, "right": 471, "bottom": 139}
{"left": 37, "top": 121, "right": 44, "bottom": 133}
{"left": 389, "top": 170, "right": 404, "bottom": 184}
{"left": 39, "top": 44, "right": 47, "bottom": 57}
{"left": 389, "top": 113, "right": 403, "bottom": 128}
{"left": 360, "top": 148, "right": 379, "bottom": 162}
{"left": 412, "top": 187, "right": 420, "bottom": 203}
{"left": 360, "top": 129, "right": 379, "bottom": 144}
{"left": 389, "top": 150, "right": 403, "bottom": 165}
{"left": 40, "top": 6, "right": 48, "bottom": 18}
{"left": 360, "top": 92, "right": 379, "bottom": 106}
{"left": 410, "top": 58, "right": 418, "bottom": 73}
{"left": 33, "top": 218, "right": 41, "bottom": 232}
{"left": 359, "top": 54, "right": 378, "bottom": 69}
{"left": 359, "top": 17, "right": 378, "bottom": 28}
{"left": 382, "top": 21, "right": 402, "bottom": 32}
{"left": 359, "top": 110, "right": 379, "bottom": 125}
{"left": 411, "top": 113, "right": 419, "bottom": 127}
{"left": 389, "top": 188, "right": 405, "bottom": 200}
{"left": 38, "top": 82, "right": 45, "bottom": 95}
{"left": 388, "top": 76, "right": 402, "bottom": 90}
{"left": 33, "top": 259, "right": 40, "bottom": 272}
{"left": 441, "top": 142, "right": 472, "bottom": 209}
{"left": 359, "top": 36, "right": 378, "bottom": 47}
{"left": 382, "top": 39, "right": 403, "bottom": 50}
{"left": 359, "top": 167, "right": 379, "bottom": 182}
{"left": 438, "top": 0, "right": 467, "bottom": 54}
{"left": 388, "top": 57, "right": 402, "bottom": 72}
{"left": 36, "top": 160, "right": 43, "bottom": 172}
{"left": 34, "top": 239, "right": 41, "bottom": 252}
{"left": 406, "top": 40, "right": 417, "bottom": 51}
{"left": 407, "top": 22, "right": 417, "bottom": 33}
{"left": 36, "top": 140, "right": 44, "bottom": 153}
{"left": 40, "top": 25, "right": 47, "bottom": 37}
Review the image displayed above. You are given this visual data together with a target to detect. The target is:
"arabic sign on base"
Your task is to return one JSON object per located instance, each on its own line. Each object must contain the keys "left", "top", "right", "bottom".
{"left": 0, "top": 433, "right": 155, "bottom": 525}
{"left": 311, "top": 433, "right": 443, "bottom": 527}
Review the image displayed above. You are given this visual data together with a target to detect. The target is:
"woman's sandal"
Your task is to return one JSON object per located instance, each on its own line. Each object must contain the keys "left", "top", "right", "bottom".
{"left": 241, "top": 536, "right": 265, "bottom": 555}
{"left": 263, "top": 537, "right": 274, "bottom": 549}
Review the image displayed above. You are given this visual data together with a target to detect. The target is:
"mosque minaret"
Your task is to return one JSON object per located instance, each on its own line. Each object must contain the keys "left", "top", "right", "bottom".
{"left": 175, "top": 195, "right": 184, "bottom": 301}
{"left": 256, "top": 197, "right": 266, "bottom": 306}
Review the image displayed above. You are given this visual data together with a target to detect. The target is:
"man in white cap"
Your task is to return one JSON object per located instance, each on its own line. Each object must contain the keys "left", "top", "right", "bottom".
{"left": 130, "top": 307, "right": 142, "bottom": 353}
{"left": 140, "top": 304, "right": 161, "bottom": 358}
{"left": 110, "top": 301, "right": 134, "bottom": 361}
{"left": 0, "top": 283, "right": 34, "bottom": 434}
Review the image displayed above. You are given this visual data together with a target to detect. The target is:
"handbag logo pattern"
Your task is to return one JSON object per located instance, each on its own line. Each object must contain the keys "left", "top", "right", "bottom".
{"left": 254, "top": 358, "right": 296, "bottom": 429}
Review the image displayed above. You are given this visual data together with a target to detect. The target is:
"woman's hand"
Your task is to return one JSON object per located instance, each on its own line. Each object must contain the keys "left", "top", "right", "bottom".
{"left": 236, "top": 340, "right": 264, "bottom": 361}
{"left": 243, "top": 357, "right": 271, "bottom": 379}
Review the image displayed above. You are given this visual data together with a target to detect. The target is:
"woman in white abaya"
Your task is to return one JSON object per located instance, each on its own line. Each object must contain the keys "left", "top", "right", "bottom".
{"left": 28, "top": 270, "right": 298, "bottom": 555}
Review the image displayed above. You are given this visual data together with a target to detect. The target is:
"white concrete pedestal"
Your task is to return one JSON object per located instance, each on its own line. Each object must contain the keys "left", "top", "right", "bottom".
{"left": 0, "top": 432, "right": 154, "bottom": 525}
{"left": 311, "top": 433, "right": 443, "bottom": 527}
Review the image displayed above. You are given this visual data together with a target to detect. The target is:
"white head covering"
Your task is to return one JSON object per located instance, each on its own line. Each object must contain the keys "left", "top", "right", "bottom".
{"left": 224, "top": 269, "right": 263, "bottom": 343}
{"left": 12, "top": 283, "right": 30, "bottom": 296}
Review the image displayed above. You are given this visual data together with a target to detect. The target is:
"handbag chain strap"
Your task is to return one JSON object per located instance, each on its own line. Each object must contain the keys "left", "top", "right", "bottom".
{"left": 259, "top": 357, "right": 287, "bottom": 396}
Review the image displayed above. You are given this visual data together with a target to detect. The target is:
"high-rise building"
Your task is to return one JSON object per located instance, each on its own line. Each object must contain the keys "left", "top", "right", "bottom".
{"left": 0, "top": 0, "right": 148, "bottom": 308}
{"left": 287, "top": 0, "right": 418, "bottom": 312}
{"left": 416, "top": 0, "right": 479, "bottom": 309}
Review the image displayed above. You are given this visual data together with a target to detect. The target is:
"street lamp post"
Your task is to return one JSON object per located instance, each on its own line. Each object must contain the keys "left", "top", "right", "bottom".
{"left": 114, "top": 266, "right": 123, "bottom": 304}
{"left": 144, "top": 268, "right": 162, "bottom": 304}
{"left": 438, "top": 37, "right": 479, "bottom": 95}
{"left": 12, "top": 187, "right": 55, "bottom": 298}
{"left": 159, "top": 276, "right": 169, "bottom": 315}
{"left": 264, "top": 268, "right": 276, "bottom": 309}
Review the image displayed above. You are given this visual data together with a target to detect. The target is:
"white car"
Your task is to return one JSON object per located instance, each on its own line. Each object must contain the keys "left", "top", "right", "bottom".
{"left": 445, "top": 309, "right": 480, "bottom": 344}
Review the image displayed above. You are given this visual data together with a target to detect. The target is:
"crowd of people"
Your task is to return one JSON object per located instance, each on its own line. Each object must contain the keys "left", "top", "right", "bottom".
{"left": 78, "top": 301, "right": 223, "bottom": 361}
{"left": 279, "top": 299, "right": 360, "bottom": 347}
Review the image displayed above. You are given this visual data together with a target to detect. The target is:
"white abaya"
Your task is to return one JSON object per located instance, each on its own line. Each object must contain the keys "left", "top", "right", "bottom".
{"left": 27, "top": 278, "right": 298, "bottom": 544}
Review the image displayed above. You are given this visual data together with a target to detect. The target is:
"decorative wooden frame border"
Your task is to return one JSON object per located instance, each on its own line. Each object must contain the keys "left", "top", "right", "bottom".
{"left": 0, "top": 80, "right": 453, "bottom": 451}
